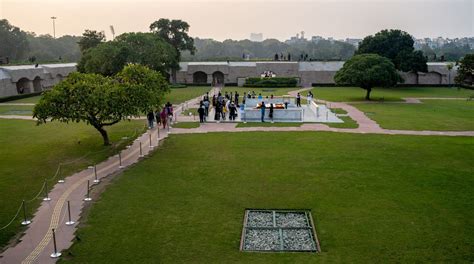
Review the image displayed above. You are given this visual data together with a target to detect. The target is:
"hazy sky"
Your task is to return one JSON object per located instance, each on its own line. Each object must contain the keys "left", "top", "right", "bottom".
{"left": 1, "top": 0, "right": 473, "bottom": 41}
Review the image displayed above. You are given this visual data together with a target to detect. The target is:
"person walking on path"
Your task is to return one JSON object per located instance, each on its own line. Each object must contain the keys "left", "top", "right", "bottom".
{"left": 147, "top": 111, "right": 155, "bottom": 129}
{"left": 160, "top": 108, "right": 168, "bottom": 129}
{"left": 203, "top": 99, "right": 209, "bottom": 117}
{"left": 296, "top": 93, "right": 301, "bottom": 107}
{"left": 307, "top": 93, "right": 312, "bottom": 105}
{"left": 260, "top": 101, "right": 266, "bottom": 122}
{"left": 269, "top": 103, "right": 274, "bottom": 123}
{"left": 198, "top": 101, "right": 205, "bottom": 123}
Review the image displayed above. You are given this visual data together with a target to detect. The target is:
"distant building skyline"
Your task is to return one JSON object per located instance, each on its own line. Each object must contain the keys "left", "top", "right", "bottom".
{"left": 1, "top": 0, "right": 472, "bottom": 41}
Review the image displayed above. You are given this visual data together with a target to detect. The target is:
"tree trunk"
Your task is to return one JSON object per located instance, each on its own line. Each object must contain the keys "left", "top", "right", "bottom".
{"left": 365, "top": 88, "right": 372, "bottom": 100}
{"left": 96, "top": 126, "right": 110, "bottom": 146}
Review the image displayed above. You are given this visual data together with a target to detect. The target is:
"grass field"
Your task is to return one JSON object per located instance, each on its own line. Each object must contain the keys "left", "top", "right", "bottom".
{"left": 0, "top": 119, "right": 146, "bottom": 248}
{"left": 2, "top": 86, "right": 210, "bottom": 106}
{"left": 0, "top": 105, "right": 34, "bottom": 116}
{"left": 311, "top": 87, "right": 474, "bottom": 102}
{"left": 355, "top": 100, "right": 474, "bottom": 131}
{"left": 164, "top": 87, "right": 211, "bottom": 104}
{"left": 222, "top": 87, "right": 300, "bottom": 97}
{"left": 61, "top": 132, "right": 473, "bottom": 263}
{"left": 172, "top": 122, "right": 200, "bottom": 129}
{"left": 324, "top": 116, "right": 359, "bottom": 129}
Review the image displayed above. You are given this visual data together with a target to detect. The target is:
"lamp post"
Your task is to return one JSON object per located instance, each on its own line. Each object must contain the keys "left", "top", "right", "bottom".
{"left": 51, "top": 17, "right": 57, "bottom": 38}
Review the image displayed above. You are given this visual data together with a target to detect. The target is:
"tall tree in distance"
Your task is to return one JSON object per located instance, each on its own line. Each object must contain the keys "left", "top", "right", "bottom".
{"left": 0, "top": 19, "right": 29, "bottom": 61}
{"left": 77, "top": 32, "right": 177, "bottom": 77}
{"left": 334, "top": 54, "right": 402, "bottom": 100}
{"left": 78, "top": 30, "right": 106, "bottom": 54}
{"left": 150, "top": 19, "right": 195, "bottom": 82}
{"left": 455, "top": 54, "right": 474, "bottom": 86}
{"left": 357, "top": 29, "right": 427, "bottom": 73}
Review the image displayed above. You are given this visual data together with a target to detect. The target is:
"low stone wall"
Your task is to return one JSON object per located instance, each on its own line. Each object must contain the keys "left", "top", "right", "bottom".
{"left": 242, "top": 108, "right": 303, "bottom": 122}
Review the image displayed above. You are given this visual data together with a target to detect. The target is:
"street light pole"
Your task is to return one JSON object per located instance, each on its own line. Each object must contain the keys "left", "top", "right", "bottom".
{"left": 51, "top": 17, "right": 57, "bottom": 38}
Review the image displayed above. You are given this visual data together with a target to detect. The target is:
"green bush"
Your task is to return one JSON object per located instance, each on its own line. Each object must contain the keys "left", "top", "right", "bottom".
{"left": 244, "top": 77, "right": 298, "bottom": 87}
{"left": 169, "top": 84, "right": 187, "bottom": 89}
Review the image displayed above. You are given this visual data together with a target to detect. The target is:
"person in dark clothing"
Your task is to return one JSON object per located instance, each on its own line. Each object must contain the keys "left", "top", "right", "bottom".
{"left": 234, "top": 91, "right": 239, "bottom": 106}
{"left": 198, "top": 101, "right": 205, "bottom": 123}
{"left": 215, "top": 101, "right": 222, "bottom": 122}
{"left": 147, "top": 111, "right": 155, "bottom": 128}
{"left": 269, "top": 103, "right": 274, "bottom": 123}
{"left": 229, "top": 102, "right": 237, "bottom": 121}
{"left": 284, "top": 101, "right": 289, "bottom": 109}
{"left": 296, "top": 93, "right": 301, "bottom": 107}
{"left": 260, "top": 101, "right": 266, "bottom": 122}
{"left": 212, "top": 95, "right": 217, "bottom": 108}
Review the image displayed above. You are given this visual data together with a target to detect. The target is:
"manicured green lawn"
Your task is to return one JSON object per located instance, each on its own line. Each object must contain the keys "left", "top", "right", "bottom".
{"left": 311, "top": 87, "right": 474, "bottom": 102}
{"left": 324, "top": 116, "right": 358, "bottom": 129}
{"left": 164, "top": 87, "right": 211, "bottom": 104}
{"left": 172, "top": 122, "right": 200, "bottom": 129}
{"left": 181, "top": 108, "right": 198, "bottom": 116}
{"left": 222, "top": 87, "right": 300, "bottom": 97}
{"left": 355, "top": 100, "right": 474, "bottom": 131}
{"left": 2, "top": 86, "right": 210, "bottom": 107}
{"left": 62, "top": 132, "right": 473, "bottom": 263}
{"left": 236, "top": 122, "right": 302, "bottom": 127}
{"left": 0, "top": 120, "right": 146, "bottom": 248}
{"left": 0, "top": 105, "right": 34, "bottom": 116}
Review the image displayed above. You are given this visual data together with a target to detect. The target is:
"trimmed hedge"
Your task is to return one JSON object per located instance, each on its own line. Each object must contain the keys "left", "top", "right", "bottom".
{"left": 0, "top": 91, "right": 43, "bottom": 103}
{"left": 244, "top": 77, "right": 298, "bottom": 87}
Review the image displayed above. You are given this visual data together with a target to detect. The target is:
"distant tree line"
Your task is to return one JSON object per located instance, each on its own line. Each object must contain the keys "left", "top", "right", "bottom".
{"left": 0, "top": 19, "right": 81, "bottom": 64}
{"left": 419, "top": 43, "right": 474, "bottom": 62}
{"left": 181, "top": 38, "right": 356, "bottom": 61}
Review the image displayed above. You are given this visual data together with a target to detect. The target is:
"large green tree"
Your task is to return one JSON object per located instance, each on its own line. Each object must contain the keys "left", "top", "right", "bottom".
{"left": 357, "top": 29, "right": 427, "bottom": 73}
{"left": 0, "top": 19, "right": 29, "bottom": 61}
{"left": 77, "top": 32, "right": 177, "bottom": 77}
{"left": 334, "top": 54, "right": 403, "bottom": 100}
{"left": 34, "top": 64, "right": 169, "bottom": 145}
{"left": 78, "top": 30, "right": 105, "bottom": 54}
{"left": 150, "top": 19, "right": 195, "bottom": 82}
{"left": 454, "top": 54, "right": 474, "bottom": 86}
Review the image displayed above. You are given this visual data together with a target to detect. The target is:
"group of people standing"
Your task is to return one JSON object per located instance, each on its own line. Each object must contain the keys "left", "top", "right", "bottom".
{"left": 146, "top": 102, "right": 174, "bottom": 129}
{"left": 295, "top": 91, "right": 314, "bottom": 107}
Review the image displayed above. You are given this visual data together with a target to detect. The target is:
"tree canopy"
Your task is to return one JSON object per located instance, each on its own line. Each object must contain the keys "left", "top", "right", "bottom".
{"left": 34, "top": 64, "right": 169, "bottom": 145}
{"left": 0, "top": 19, "right": 29, "bottom": 61}
{"left": 334, "top": 54, "right": 402, "bottom": 100}
{"left": 77, "top": 32, "right": 177, "bottom": 77}
{"left": 150, "top": 19, "right": 195, "bottom": 82}
{"left": 454, "top": 54, "right": 474, "bottom": 86}
{"left": 357, "top": 29, "right": 427, "bottom": 73}
{"left": 78, "top": 30, "right": 105, "bottom": 54}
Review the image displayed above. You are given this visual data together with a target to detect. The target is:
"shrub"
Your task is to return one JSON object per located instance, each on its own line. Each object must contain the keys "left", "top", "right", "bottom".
{"left": 244, "top": 77, "right": 298, "bottom": 87}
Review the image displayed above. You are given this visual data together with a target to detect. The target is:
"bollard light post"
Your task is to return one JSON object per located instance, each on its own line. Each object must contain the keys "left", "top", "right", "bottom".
{"left": 65, "top": 201, "right": 75, "bottom": 226}
{"left": 149, "top": 133, "right": 154, "bottom": 149}
{"left": 139, "top": 142, "right": 144, "bottom": 157}
{"left": 93, "top": 165, "right": 99, "bottom": 183}
{"left": 58, "top": 167, "right": 64, "bottom": 183}
{"left": 157, "top": 126, "right": 160, "bottom": 139}
{"left": 84, "top": 180, "right": 92, "bottom": 201}
{"left": 21, "top": 200, "right": 31, "bottom": 225}
{"left": 118, "top": 152, "right": 124, "bottom": 169}
{"left": 43, "top": 180, "right": 51, "bottom": 201}
{"left": 50, "top": 228, "right": 62, "bottom": 258}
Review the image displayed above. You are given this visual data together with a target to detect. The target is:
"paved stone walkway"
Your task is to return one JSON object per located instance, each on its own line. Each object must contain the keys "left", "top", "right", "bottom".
{"left": 1, "top": 87, "right": 473, "bottom": 264}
